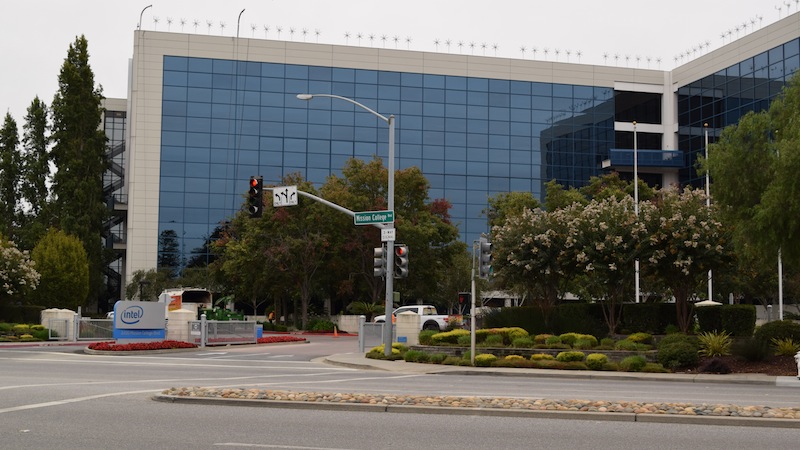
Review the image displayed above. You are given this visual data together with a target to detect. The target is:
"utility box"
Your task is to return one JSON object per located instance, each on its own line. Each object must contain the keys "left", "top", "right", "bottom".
{"left": 395, "top": 311, "right": 421, "bottom": 346}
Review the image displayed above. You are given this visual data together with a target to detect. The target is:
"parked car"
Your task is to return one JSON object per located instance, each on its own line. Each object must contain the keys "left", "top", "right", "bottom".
{"left": 373, "top": 305, "right": 450, "bottom": 331}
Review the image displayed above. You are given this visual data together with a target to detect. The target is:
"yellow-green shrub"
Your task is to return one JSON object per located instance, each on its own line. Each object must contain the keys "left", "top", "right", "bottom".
{"left": 504, "top": 354, "right": 524, "bottom": 361}
{"left": 431, "top": 329, "right": 470, "bottom": 345}
{"left": 474, "top": 353, "right": 497, "bottom": 367}
{"left": 627, "top": 332, "right": 653, "bottom": 345}
{"left": 556, "top": 351, "right": 586, "bottom": 362}
{"left": 530, "top": 353, "right": 555, "bottom": 361}
{"left": 586, "top": 353, "right": 608, "bottom": 370}
{"left": 559, "top": 333, "right": 581, "bottom": 346}
{"left": 534, "top": 334, "right": 553, "bottom": 344}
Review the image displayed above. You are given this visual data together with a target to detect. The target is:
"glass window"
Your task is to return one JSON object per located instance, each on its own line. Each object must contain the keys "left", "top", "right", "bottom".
{"left": 164, "top": 56, "right": 188, "bottom": 71}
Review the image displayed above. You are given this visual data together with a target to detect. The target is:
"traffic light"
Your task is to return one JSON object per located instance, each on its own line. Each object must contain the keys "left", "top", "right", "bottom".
{"left": 248, "top": 176, "right": 263, "bottom": 218}
{"left": 479, "top": 236, "right": 492, "bottom": 279}
{"left": 373, "top": 246, "right": 386, "bottom": 277}
{"left": 458, "top": 292, "right": 471, "bottom": 305}
{"left": 394, "top": 244, "right": 409, "bottom": 278}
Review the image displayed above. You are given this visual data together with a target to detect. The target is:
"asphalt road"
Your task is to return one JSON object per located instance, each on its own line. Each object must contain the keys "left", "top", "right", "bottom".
{"left": 1, "top": 335, "right": 799, "bottom": 449}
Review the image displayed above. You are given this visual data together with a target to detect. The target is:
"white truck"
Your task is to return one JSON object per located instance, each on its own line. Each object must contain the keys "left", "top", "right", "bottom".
{"left": 373, "top": 305, "right": 451, "bottom": 331}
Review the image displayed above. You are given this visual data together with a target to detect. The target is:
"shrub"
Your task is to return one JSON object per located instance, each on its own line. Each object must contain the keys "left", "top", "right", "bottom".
{"left": 573, "top": 338, "right": 596, "bottom": 350}
{"left": 699, "top": 358, "right": 731, "bottom": 374}
{"left": 418, "top": 330, "right": 438, "bottom": 345}
{"left": 561, "top": 361, "right": 589, "bottom": 370}
{"left": 442, "top": 356, "right": 462, "bottom": 365}
{"left": 658, "top": 342, "right": 699, "bottom": 369}
{"left": 641, "top": 363, "right": 669, "bottom": 373}
{"left": 505, "top": 327, "right": 530, "bottom": 343}
{"left": 483, "top": 334, "right": 505, "bottom": 347}
{"left": 403, "top": 350, "right": 426, "bottom": 362}
{"left": 545, "top": 335, "right": 563, "bottom": 346}
{"left": 627, "top": 332, "right": 653, "bottom": 345}
{"left": 697, "top": 331, "right": 732, "bottom": 357}
{"left": 504, "top": 355, "right": 525, "bottom": 361}
{"left": 599, "top": 337, "right": 616, "bottom": 348}
{"left": 614, "top": 339, "right": 650, "bottom": 351}
{"left": 12, "top": 324, "right": 31, "bottom": 336}
{"left": 559, "top": 333, "right": 581, "bottom": 346}
{"left": 657, "top": 333, "right": 699, "bottom": 350}
{"left": 754, "top": 320, "right": 800, "bottom": 344}
{"left": 31, "top": 329, "right": 50, "bottom": 341}
{"left": 586, "top": 353, "right": 608, "bottom": 370}
{"left": 457, "top": 334, "right": 471, "bottom": 346}
{"left": 511, "top": 337, "right": 535, "bottom": 348}
{"left": 306, "top": 318, "right": 335, "bottom": 332}
{"left": 731, "top": 337, "right": 769, "bottom": 362}
{"left": 474, "top": 353, "right": 497, "bottom": 367}
{"left": 428, "top": 353, "right": 447, "bottom": 364}
{"left": 431, "top": 329, "right": 470, "bottom": 345}
{"left": 530, "top": 353, "right": 555, "bottom": 361}
{"left": 534, "top": 334, "right": 553, "bottom": 344}
{"left": 556, "top": 351, "right": 585, "bottom": 362}
{"left": 771, "top": 338, "right": 800, "bottom": 356}
{"left": 619, "top": 355, "right": 647, "bottom": 372}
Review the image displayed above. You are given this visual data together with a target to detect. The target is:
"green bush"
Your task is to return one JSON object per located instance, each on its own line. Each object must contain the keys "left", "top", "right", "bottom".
{"left": 530, "top": 353, "right": 555, "bottom": 361}
{"left": 306, "top": 318, "right": 335, "bottom": 332}
{"left": 658, "top": 342, "right": 699, "bottom": 369}
{"left": 721, "top": 305, "right": 756, "bottom": 337}
{"left": 599, "top": 337, "right": 616, "bottom": 348}
{"left": 511, "top": 337, "right": 535, "bottom": 348}
{"left": 474, "top": 353, "right": 497, "bottom": 367}
{"left": 431, "top": 329, "right": 470, "bottom": 345}
{"left": 534, "top": 334, "right": 553, "bottom": 344}
{"left": 505, "top": 327, "right": 530, "bottom": 343}
{"left": 619, "top": 355, "right": 647, "bottom": 372}
{"left": 771, "top": 338, "right": 800, "bottom": 356}
{"left": 695, "top": 305, "right": 722, "bottom": 333}
{"left": 573, "top": 337, "right": 597, "bottom": 350}
{"left": 642, "top": 363, "right": 669, "bottom": 373}
{"left": 622, "top": 303, "right": 675, "bottom": 334}
{"left": 12, "top": 324, "right": 31, "bottom": 336}
{"left": 559, "top": 333, "right": 581, "bottom": 346}
{"left": 504, "top": 355, "right": 525, "bottom": 361}
{"left": 545, "top": 335, "right": 562, "bottom": 346}
{"left": 556, "top": 351, "right": 585, "bottom": 362}
{"left": 456, "top": 334, "right": 471, "bottom": 346}
{"left": 586, "top": 353, "right": 608, "bottom": 370}
{"left": 626, "top": 332, "right": 653, "bottom": 345}
{"left": 418, "top": 329, "right": 437, "bottom": 345}
{"left": 482, "top": 334, "right": 505, "bottom": 347}
{"left": 697, "top": 331, "right": 732, "bottom": 357}
{"left": 441, "top": 356, "right": 463, "bottom": 365}
{"left": 614, "top": 339, "right": 650, "bottom": 351}
{"left": 657, "top": 333, "right": 700, "bottom": 350}
{"left": 754, "top": 320, "right": 800, "bottom": 344}
{"left": 403, "top": 350, "right": 429, "bottom": 363}
{"left": 428, "top": 353, "right": 447, "bottom": 364}
{"left": 31, "top": 329, "right": 50, "bottom": 341}
{"left": 731, "top": 337, "right": 769, "bottom": 362}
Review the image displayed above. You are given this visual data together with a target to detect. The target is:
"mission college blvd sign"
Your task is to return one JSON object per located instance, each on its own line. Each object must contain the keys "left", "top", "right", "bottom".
{"left": 354, "top": 210, "right": 394, "bottom": 225}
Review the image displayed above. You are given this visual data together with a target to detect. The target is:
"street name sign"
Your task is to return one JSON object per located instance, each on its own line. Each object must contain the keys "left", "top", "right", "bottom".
{"left": 354, "top": 210, "right": 394, "bottom": 225}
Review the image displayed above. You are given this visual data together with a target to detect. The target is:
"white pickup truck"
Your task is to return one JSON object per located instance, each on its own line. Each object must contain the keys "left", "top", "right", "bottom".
{"left": 373, "top": 305, "right": 450, "bottom": 331}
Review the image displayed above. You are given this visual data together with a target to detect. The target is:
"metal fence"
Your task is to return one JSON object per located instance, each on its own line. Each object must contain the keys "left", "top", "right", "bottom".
{"left": 358, "top": 321, "right": 393, "bottom": 353}
{"left": 189, "top": 319, "right": 258, "bottom": 347}
{"left": 77, "top": 319, "right": 114, "bottom": 340}
{"left": 48, "top": 319, "right": 69, "bottom": 341}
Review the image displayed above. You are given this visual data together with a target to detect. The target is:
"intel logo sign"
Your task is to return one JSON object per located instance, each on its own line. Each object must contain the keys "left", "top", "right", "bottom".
{"left": 120, "top": 306, "right": 145, "bottom": 324}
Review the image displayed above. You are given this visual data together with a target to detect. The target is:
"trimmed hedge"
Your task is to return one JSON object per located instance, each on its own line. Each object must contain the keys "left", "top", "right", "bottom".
{"left": 696, "top": 305, "right": 756, "bottom": 337}
{"left": 0, "top": 304, "right": 46, "bottom": 324}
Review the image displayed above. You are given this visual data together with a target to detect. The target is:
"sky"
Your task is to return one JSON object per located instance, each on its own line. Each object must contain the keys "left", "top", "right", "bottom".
{"left": 0, "top": 0, "right": 791, "bottom": 126}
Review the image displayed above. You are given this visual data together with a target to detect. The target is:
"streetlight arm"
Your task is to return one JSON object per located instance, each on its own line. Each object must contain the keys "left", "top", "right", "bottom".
{"left": 297, "top": 93, "right": 390, "bottom": 123}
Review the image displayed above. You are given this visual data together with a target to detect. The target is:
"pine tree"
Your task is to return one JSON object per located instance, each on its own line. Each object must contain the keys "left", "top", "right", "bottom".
{"left": 18, "top": 97, "right": 51, "bottom": 250}
{"left": 0, "top": 113, "right": 21, "bottom": 241}
{"left": 50, "top": 35, "right": 108, "bottom": 309}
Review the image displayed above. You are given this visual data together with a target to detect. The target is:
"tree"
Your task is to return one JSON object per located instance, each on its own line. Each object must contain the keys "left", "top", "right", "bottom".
{"left": 50, "top": 35, "right": 108, "bottom": 310}
{"left": 18, "top": 97, "right": 51, "bottom": 250}
{"left": 571, "top": 196, "right": 644, "bottom": 334}
{"left": 640, "top": 188, "right": 732, "bottom": 332}
{"left": 0, "top": 113, "right": 21, "bottom": 241}
{"left": 544, "top": 179, "right": 586, "bottom": 211}
{"left": 157, "top": 229, "right": 182, "bottom": 276}
{"left": 30, "top": 228, "right": 88, "bottom": 310}
{"left": 124, "top": 269, "right": 170, "bottom": 301}
{"left": 485, "top": 191, "right": 540, "bottom": 228}
{"left": 0, "top": 236, "right": 40, "bottom": 305}
{"left": 493, "top": 203, "right": 583, "bottom": 325}
{"left": 702, "top": 74, "right": 800, "bottom": 266}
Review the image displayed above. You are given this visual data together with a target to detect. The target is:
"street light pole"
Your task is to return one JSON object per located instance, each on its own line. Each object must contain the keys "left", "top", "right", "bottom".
{"left": 297, "top": 93, "right": 396, "bottom": 356}
{"left": 705, "top": 123, "right": 713, "bottom": 303}
{"left": 633, "top": 121, "right": 640, "bottom": 304}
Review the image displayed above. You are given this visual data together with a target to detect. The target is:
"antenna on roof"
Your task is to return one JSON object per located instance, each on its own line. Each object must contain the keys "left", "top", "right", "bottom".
{"left": 220, "top": 21, "right": 226, "bottom": 35}
{"left": 193, "top": 19, "right": 199, "bottom": 33}
{"left": 206, "top": 20, "right": 213, "bottom": 34}
{"left": 520, "top": 46, "right": 526, "bottom": 58}
{"left": 289, "top": 27, "right": 296, "bottom": 40}
{"left": 180, "top": 18, "right": 186, "bottom": 32}
{"left": 369, "top": 34, "right": 375, "bottom": 46}
{"left": 406, "top": 37, "right": 412, "bottom": 50}
{"left": 393, "top": 35, "right": 400, "bottom": 48}
{"left": 357, "top": 33, "right": 364, "bottom": 45}
{"left": 381, "top": 35, "right": 387, "bottom": 47}
{"left": 251, "top": 24, "right": 257, "bottom": 37}
{"left": 481, "top": 42, "right": 487, "bottom": 56}
{"left": 532, "top": 47, "right": 537, "bottom": 59}
{"left": 345, "top": 32, "right": 351, "bottom": 45}
{"left": 458, "top": 41, "right": 464, "bottom": 53}
{"left": 276, "top": 26, "right": 282, "bottom": 39}
{"left": 263, "top": 25, "right": 270, "bottom": 38}
{"left": 446, "top": 39, "right": 452, "bottom": 52}
{"left": 166, "top": 17, "right": 173, "bottom": 31}
{"left": 435, "top": 39, "right": 441, "bottom": 51}
{"left": 302, "top": 28, "right": 308, "bottom": 41}
{"left": 316, "top": 29, "right": 321, "bottom": 43}
{"left": 603, "top": 53, "right": 608, "bottom": 64}
{"left": 576, "top": 50, "right": 582, "bottom": 63}
{"left": 153, "top": 16, "right": 160, "bottom": 31}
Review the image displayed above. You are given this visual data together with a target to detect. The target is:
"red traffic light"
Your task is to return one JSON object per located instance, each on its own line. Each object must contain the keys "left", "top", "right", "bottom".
{"left": 395, "top": 246, "right": 408, "bottom": 257}
{"left": 250, "top": 178, "right": 259, "bottom": 188}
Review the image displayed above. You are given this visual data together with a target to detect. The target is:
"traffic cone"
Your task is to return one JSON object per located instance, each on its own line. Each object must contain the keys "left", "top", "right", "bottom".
{"left": 333, "top": 326, "right": 339, "bottom": 338}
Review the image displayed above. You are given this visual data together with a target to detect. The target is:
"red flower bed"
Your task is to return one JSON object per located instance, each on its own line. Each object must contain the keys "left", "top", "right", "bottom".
{"left": 87, "top": 340, "right": 197, "bottom": 351}
{"left": 258, "top": 336, "right": 306, "bottom": 344}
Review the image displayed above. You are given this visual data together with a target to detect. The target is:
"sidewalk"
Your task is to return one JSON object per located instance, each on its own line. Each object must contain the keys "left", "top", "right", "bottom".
{"left": 322, "top": 351, "right": 800, "bottom": 387}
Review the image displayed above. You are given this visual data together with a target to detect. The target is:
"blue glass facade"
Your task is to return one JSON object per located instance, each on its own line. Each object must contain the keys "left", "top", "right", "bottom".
{"left": 678, "top": 38, "right": 800, "bottom": 186}
{"left": 157, "top": 56, "right": 615, "bottom": 269}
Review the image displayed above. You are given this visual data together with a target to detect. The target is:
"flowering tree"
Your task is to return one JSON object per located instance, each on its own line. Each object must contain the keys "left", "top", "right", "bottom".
{"left": 641, "top": 188, "right": 731, "bottom": 332}
{"left": 493, "top": 204, "right": 582, "bottom": 324}
{"left": 572, "top": 196, "right": 646, "bottom": 334}
{"left": 0, "top": 237, "right": 40, "bottom": 304}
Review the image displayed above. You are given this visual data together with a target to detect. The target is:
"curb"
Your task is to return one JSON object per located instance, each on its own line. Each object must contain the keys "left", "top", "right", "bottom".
{"left": 152, "top": 394, "right": 800, "bottom": 428}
